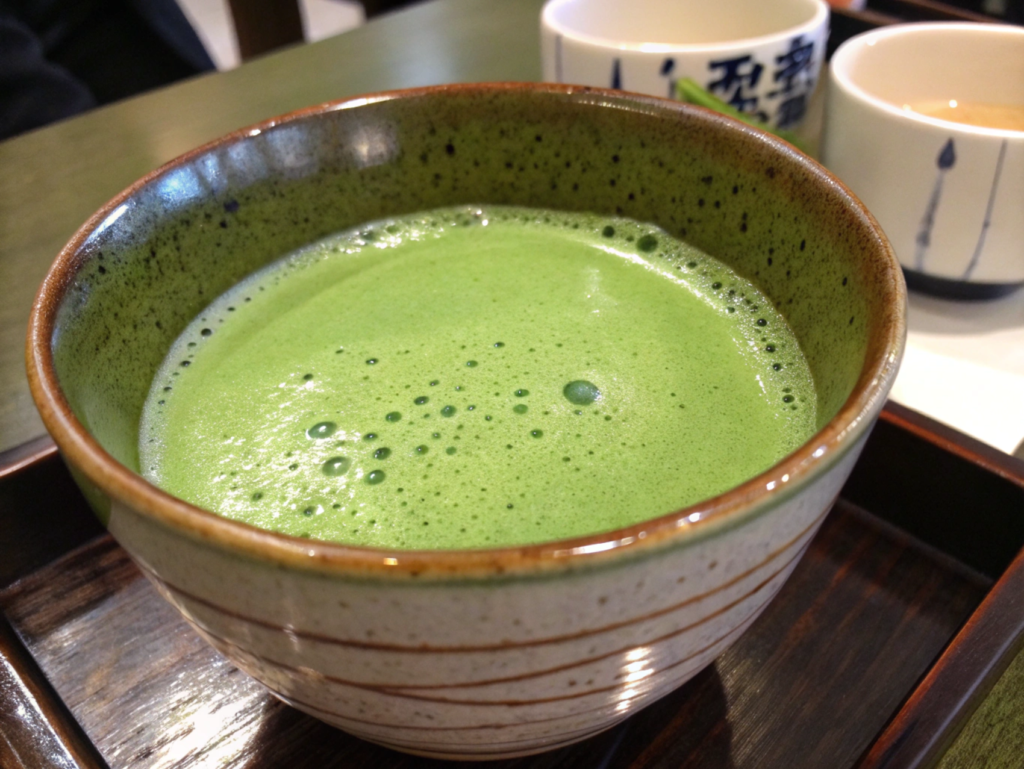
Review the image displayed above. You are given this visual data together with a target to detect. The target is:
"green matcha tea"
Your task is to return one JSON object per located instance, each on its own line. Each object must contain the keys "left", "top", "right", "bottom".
{"left": 140, "top": 206, "right": 816, "bottom": 549}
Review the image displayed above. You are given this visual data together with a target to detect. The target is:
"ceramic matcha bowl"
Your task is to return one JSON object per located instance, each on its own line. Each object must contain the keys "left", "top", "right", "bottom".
{"left": 27, "top": 83, "right": 904, "bottom": 760}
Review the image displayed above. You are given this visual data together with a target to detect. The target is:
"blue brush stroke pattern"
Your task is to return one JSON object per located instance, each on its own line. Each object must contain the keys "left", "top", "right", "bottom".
{"left": 963, "top": 139, "right": 1009, "bottom": 281}
{"left": 938, "top": 139, "right": 956, "bottom": 169}
{"left": 915, "top": 138, "right": 956, "bottom": 271}
{"left": 660, "top": 57, "right": 676, "bottom": 98}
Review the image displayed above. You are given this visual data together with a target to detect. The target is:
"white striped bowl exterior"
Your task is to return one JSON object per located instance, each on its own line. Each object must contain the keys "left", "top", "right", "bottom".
{"left": 108, "top": 434, "right": 866, "bottom": 759}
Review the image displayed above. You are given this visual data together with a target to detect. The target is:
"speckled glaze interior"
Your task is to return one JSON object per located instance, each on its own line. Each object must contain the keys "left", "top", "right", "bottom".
{"left": 44, "top": 85, "right": 895, "bottom": 477}
{"left": 28, "top": 84, "right": 904, "bottom": 759}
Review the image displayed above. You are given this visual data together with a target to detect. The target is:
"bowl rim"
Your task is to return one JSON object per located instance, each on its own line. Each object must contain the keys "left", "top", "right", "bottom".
{"left": 541, "top": 0, "right": 829, "bottom": 54}
{"left": 26, "top": 81, "right": 906, "bottom": 579}
{"left": 829, "top": 22, "right": 1024, "bottom": 140}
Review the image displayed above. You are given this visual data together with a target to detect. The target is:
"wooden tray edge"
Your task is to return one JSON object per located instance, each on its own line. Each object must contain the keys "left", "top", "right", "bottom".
{"left": 0, "top": 613, "right": 110, "bottom": 769}
{"left": 856, "top": 545, "right": 1024, "bottom": 769}
{"left": 857, "top": 406, "right": 1024, "bottom": 769}
{"left": 880, "top": 401, "right": 1024, "bottom": 490}
{"left": 0, "top": 435, "right": 57, "bottom": 482}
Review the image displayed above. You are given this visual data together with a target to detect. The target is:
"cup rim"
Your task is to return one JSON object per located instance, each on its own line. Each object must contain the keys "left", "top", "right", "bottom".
{"left": 541, "top": 0, "right": 828, "bottom": 54}
{"left": 829, "top": 22, "right": 1024, "bottom": 140}
{"left": 26, "top": 82, "right": 905, "bottom": 580}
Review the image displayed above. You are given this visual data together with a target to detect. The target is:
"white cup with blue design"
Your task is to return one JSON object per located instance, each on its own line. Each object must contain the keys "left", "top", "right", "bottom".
{"left": 823, "top": 23, "right": 1024, "bottom": 300}
{"left": 540, "top": 0, "right": 830, "bottom": 132}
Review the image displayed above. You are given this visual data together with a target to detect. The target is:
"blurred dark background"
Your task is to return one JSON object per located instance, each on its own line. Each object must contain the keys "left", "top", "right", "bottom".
{"left": 0, "top": 0, "right": 419, "bottom": 140}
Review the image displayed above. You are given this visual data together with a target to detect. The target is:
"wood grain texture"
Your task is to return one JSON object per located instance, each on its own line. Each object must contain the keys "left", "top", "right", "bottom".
{"left": 880, "top": 402, "right": 1024, "bottom": 492}
{"left": 936, "top": 649, "right": 1024, "bottom": 769}
{"left": 0, "top": 0, "right": 546, "bottom": 454}
{"left": 0, "top": 615, "right": 110, "bottom": 769}
{"left": 842, "top": 405, "right": 1024, "bottom": 580}
{"left": 0, "top": 435, "right": 56, "bottom": 481}
{"left": 0, "top": 499, "right": 987, "bottom": 769}
{"left": 856, "top": 543, "right": 1024, "bottom": 769}
{"left": 840, "top": 407, "right": 1024, "bottom": 769}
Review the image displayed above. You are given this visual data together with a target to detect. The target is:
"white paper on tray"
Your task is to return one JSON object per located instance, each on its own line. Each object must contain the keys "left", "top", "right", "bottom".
{"left": 888, "top": 289, "right": 1024, "bottom": 455}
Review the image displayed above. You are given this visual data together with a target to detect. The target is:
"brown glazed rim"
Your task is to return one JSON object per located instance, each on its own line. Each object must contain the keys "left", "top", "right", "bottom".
{"left": 26, "top": 82, "right": 906, "bottom": 580}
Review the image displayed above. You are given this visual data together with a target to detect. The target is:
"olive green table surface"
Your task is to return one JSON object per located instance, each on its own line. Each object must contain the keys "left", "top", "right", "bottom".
{"left": 0, "top": 0, "right": 1020, "bottom": 766}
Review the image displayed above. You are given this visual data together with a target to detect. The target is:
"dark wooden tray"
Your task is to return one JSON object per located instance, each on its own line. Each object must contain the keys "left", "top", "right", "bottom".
{"left": 1, "top": 401, "right": 1023, "bottom": 769}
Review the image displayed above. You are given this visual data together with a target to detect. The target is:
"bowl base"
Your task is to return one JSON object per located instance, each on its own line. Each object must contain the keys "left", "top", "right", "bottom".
{"left": 903, "top": 268, "right": 1024, "bottom": 301}
{"left": 317, "top": 716, "right": 627, "bottom": 761}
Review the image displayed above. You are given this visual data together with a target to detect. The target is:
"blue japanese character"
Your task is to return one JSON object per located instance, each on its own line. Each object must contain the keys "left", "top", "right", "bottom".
{"left": 708, "top": 55, "right": 763, "bottom": 95}
{"left": 708, "top": 55, "right": 765, "bottom": 118}
{"left": 770, "top": 36, "right": 815, "bottom": 97}
{"left": 775, "top": 94, "right": 807, "bottom": 129}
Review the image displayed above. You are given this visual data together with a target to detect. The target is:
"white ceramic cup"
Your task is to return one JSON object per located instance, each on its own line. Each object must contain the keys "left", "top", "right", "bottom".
{"left": 540, "top": 0, "right": 830, "bottom": 130}
{"left": 823, "top": 23, "right": 1024, "bottom": 300}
